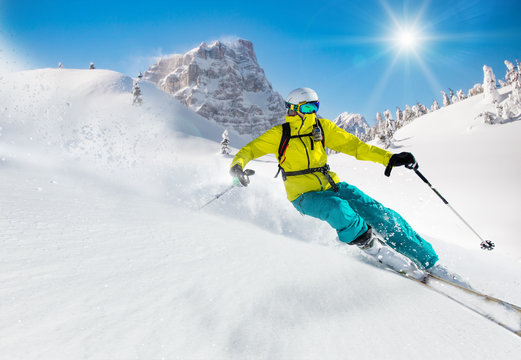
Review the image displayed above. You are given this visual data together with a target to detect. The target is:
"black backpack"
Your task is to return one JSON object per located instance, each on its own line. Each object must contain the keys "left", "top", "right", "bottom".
{"left": 277, "top": 118, "right": 325, "bottom": 162}
{"left": 275, "top": 118, "right": 339, "bottom": 191}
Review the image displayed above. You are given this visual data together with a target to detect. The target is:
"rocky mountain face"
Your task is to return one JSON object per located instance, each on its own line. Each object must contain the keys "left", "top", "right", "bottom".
{"left": 333, "top": 112, "right": 371, "bottom": 137}
{"left": 144, "top": 39, "right": 286, "bottom": 137}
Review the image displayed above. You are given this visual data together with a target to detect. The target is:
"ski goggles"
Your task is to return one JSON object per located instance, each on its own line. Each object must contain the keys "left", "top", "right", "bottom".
{"left": 286, "top": 101, "right": 320, "bottom": 114}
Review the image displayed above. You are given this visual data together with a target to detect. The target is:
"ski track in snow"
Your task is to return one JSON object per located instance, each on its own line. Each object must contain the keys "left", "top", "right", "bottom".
{"left": 1, "top": 69, "right": 521, "bottom": 359}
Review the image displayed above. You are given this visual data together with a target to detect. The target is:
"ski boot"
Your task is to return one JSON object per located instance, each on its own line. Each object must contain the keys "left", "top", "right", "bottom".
{"left": 353, "top": 227, "right": 426, "bottom": 280}
{"left": 427, "top": 263, "right": 472, "bottom": 289}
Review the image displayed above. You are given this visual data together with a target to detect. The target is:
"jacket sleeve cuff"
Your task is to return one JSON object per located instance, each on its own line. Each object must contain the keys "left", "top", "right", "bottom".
{"left": 230, "top": 159, "right": 246, "bottom": 170}
{"left": 383, "top": 152, "right": 393, "bottom": 166}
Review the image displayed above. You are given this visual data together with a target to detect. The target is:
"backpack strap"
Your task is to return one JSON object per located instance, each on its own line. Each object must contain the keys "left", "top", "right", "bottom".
{"left": 315, "top": 118, "right": 325, "bottom": 148}
{"left": 274, "top": 118, "right": 334, "bottom": 190}
{"left": 277, "top": 118, "right": 325, "bottom": 162}
{"left": 278, "top": 122, "right": 291, "bottom": 162}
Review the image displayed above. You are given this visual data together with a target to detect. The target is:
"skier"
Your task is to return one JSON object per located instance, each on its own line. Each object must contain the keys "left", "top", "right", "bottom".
{"left": 229, "top": 87, "right": 467, "bottom": 284}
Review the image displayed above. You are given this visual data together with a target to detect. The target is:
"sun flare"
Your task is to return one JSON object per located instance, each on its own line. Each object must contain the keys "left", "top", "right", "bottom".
{"left": 395, "top": 28, "right": 420, "bottom": 50}
{"left": 398, "top": 31, "right": 415, "bottom": 47}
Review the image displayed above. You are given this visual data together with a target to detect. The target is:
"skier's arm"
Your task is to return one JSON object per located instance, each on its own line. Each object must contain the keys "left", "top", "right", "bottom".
{"left": 321, "top": 119, "right": 392, "bottom": 166}
{"left": 230, "top": 125, "right": 282, "bottom": 170}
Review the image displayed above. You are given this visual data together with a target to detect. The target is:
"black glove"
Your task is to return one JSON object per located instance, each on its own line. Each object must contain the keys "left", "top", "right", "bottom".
{"left": 229, "top": 164, "right": 255, "bottom": 186}
{"left": 385, "top": 152, "right": 418, "bottom": 177}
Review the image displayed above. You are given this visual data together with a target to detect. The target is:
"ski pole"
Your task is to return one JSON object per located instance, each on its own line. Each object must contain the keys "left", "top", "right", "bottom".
{"left": 199, "top": 169, "right": 255, "bottom": 210}
{"left": 199, "top": 184, "right": 236, "bottom": 210}
{"left": 406, "top": 163, "right": 495, "bottom": 250}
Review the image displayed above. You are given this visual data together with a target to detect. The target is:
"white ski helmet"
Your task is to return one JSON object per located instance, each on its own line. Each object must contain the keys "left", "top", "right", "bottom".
{"left": 285, "top": 87, "right": 319, "bottom": 105}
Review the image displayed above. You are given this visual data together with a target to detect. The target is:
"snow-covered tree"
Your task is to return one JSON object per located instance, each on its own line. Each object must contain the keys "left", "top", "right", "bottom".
{"left": 511, "top": 77, "right": 521, "bottom": 104}
{"left": 368, "top": 127, "right": 377, "bottom": 142}
{"left": 360, "top": 126, "right": 375, "bottom": 143}
{"left": 383, "top": 109, "right": 392, "bottom": 122}
{"left": 58, "top": 62, "right": 63, "bottom": 69}
{"left": 503, "top": 61, "right": 521, "bottom": 115}
{"left": 377, "top": 131, "right": 388, "bottom": 148}
{"left": 505, "top": 60, "right": 521, "bottom": 95}
{"left": 138, "top": 72, "right": 143, "bottom": 80}
{"left": 403, "top": 104, "right": 413, "bottom": 123}
{"left": 506, "top": 93, "right": 521, "bottom": 116}
{"left": 483, "top": 65, "right": 500, "bottom": 103}
{"left": 395, "top": 106, "right": 403, "bottom": 128}
{"left": 412, "top": 103, "right": 427, "bottom": 118}
{"left": 412, "top": 104, "right": 419, "bottom": 118}
{"left": 375, "top": 112, "right": 388, "bottom": 147}
{"left": 480, "top": 111, "right": 496, "bottom": 124}
{"left": 89, "top": 62, "right": 95, "bottom": 70}
{"left": 431, "top": 99, "right": 440, "bottom": 111}
{"left": 457, "top": 89, "right": 466, "bottom": 101}
{"left": 504, "top": 60, "right": 518, "bottom": 85}
{"left": 383, "top": 109, "right": 395, "bottom": 132}
{"left": 452, "top": 94, "right": 459, "bottom": 104}
{"left": 441, "top": 91, "right": 451, "bottom": 107}
{"left": 491, "top": 100, "right": 516, "bottom": 124}
{"left": 220, "top": 130, "right": 231, "bottom": 155}
{"left": 468, "top": 83, "right": 484, "bottom": 97}
{"left": 381, "top": 109, "right": 396, "bottom": 148}
{"left": 132, "top": 82, "right": 143, "bottom": 105}
{"left": 494, "top": 101, "right": 505, "bottom": 121}
{"left": 376, "top": 112, "right": 383, "bottom": 133}
{"left": 418, "top": 102, "right": 428, "bottom": 116}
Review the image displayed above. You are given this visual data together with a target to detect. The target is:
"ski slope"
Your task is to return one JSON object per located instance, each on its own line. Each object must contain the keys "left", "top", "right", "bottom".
{"left": 1, "top": 69, "right": 520, "bottom": 359}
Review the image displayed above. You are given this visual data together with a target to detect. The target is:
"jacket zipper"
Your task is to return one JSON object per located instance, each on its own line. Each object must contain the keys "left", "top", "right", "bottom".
{"left": 298, "top": 118, "right": 324, "bottom": 191}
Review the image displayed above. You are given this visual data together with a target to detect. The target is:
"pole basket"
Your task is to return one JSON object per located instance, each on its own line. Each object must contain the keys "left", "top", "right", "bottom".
{"left": 480, "top": 240, "right": 495, "bottom": 251}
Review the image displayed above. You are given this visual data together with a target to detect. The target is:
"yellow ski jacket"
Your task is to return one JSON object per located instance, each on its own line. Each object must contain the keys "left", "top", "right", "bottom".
{"left": 230, "top": 113, "right": 393, "bottom": 201}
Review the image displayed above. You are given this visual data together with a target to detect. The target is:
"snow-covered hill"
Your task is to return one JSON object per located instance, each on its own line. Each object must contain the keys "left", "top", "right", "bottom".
{"left": 377, "top": 85, "right": 521, "bottom": 254}
{"left": 1, "top": 68, "right": 521, "bottom": 359}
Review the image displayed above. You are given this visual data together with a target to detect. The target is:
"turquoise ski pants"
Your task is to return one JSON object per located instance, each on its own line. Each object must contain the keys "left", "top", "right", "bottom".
{"left": 292, "top": 182, "right": 439, "bottom": 269}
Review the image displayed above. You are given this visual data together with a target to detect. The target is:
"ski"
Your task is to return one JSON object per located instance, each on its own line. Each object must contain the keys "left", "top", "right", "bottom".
{"left": 427, "top": 273, "right": 521, "bottom": 314}
{"left": 400, "top": 271, "right": 521, "bottom": 338}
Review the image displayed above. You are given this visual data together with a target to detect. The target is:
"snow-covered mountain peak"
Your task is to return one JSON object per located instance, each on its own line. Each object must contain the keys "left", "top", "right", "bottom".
{"left": 333, "top": 112, "right": 371, "bottom": 136}
{"left": 144, "top": 39, "right": 286, "bottom": 137}
{"left": 190, "top": 39, "right": 257, "bottom": 62}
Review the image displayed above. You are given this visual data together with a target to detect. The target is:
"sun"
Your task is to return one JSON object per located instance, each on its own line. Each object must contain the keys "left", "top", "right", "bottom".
{"left": 398, "top": 30, "right": 416, "bottom": 48}
{"left": 395, "top": 28, "right": 420, "bottom": 51}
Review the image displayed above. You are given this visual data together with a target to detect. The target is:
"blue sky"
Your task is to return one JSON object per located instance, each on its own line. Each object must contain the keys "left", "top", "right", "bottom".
{"left": 1, "top": 0, "right": 520, "bottom": 123}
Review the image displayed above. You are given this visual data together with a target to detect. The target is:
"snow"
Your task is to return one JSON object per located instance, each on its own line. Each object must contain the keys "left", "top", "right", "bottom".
{"left": 1, "top": 68, "right": 521, "bottom": 359}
